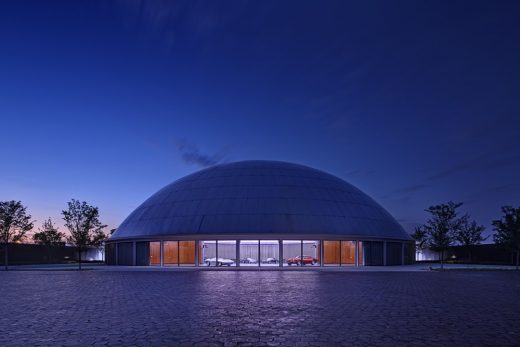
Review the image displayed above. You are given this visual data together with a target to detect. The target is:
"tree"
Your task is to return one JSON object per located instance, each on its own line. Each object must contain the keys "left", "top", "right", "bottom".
{"left": 0, "top": 201, "right": 33, "bottom": 270}
{"left": 33, "top": 218, "right": 65, "bottom": 246}
{"left": 411, "top": 226, "right": 428, "bottom": 258}
{"left": 62, "top": 199, "right": 107, "bottom": 270}
{"left": 454, "top": 216, "right": 487, "bottom": 262}
{"left": 492, "top": 206, "right": 520, "bottom": 270}
{"left": 423, "top": 201, "right": 465, "bottom": 270}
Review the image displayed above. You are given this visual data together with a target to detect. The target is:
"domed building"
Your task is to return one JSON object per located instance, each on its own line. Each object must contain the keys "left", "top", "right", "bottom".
{"left": 106, "top": 160, "right": 414, "bottom": 267}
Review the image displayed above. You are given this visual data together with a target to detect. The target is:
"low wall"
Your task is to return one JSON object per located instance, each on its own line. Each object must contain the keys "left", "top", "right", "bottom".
{"left": 0, "top": 243, "right": 103, "bottom": 265}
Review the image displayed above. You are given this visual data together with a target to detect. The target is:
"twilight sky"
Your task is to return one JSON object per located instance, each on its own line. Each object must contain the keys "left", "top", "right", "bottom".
{"left": 1, "top": 1, "right": 519, "bottom": 239}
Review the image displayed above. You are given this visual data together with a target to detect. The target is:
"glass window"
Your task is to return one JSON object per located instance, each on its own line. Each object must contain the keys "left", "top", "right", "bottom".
{"left": 341, "top": 241, "right": 356, "bottom": 266}
{"left": 179, "top": 241, "right": 195, "bottom": 266}
{"left": 283, "top": 240, "right": 302, "bottom": 266}
{"left": 323, "top": 241, "right": 340, "bottom": 266}
{"left": 239, "top": 240, "right": 259, "bottom": 266}
{"left": 260, "top": 240, "right": 279, "bottom": 266}
{"left": 163, "top": 241, "right": 179, "bottom": 266}
{"left": 149, "top": 241, "right": 161, "bottom": 266}
{"left": 216, "top": 240, "right": 236, "bottom": 267}
{"left": 199, "top": 240, "right": 216, "bottom": 266}
{"left": 303, "top": 240, "right": 320, "bottom": 266}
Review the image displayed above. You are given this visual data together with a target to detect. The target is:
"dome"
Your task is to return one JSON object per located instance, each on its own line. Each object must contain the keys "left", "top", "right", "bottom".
{"left": 111, "top": 160, "right": 410, "bottom": 241}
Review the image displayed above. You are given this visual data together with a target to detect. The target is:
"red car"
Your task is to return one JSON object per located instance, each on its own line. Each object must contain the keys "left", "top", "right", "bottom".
{"left": 287, "top": 255, "right": 319, "bottom": 266}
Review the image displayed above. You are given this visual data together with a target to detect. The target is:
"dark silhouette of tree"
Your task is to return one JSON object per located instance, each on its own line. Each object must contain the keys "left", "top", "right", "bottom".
{"left": 62, "top": 199, "right": 107, "bottom": 270}
{"left": 33, "top": 218, "right": 66, "bottom": 264}
{"left": 454, "top": 216, "right": 487, "bottom": 262}
{"left": 0, "top": 201, "right": 33, "bottom": 270}
{"left": 493, "top": 206, "right": 520, "bottom": 270}
{"left": 33, "top": 218, "right": 65, "bottom": 246}
{"left": 411, "top": 226, "right": 428, "bottom": 256}
{"left": 423, "top": 201, "right": 465, "bottom": 270}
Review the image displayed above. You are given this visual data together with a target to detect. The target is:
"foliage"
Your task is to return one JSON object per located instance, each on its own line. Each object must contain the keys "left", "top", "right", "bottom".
{"left": 423, "top": 201, "right": 465, "bottom": 269}
{"left": 492, "top": 206, "right": 520, "bottom": 269}
{"left": 0, "top": 200, "right": 33, "bottom": 270}
{"left": 33, "top": 218, "right": 65, "bottom": 246}
{"left": 411, "top": 226, "right": 428, "bottom": 252}
{"left": 455, "top": 217, "right": 487, "bottom": 247}
{"left": 62, "top": 199, "right": 107, "bottom": 270}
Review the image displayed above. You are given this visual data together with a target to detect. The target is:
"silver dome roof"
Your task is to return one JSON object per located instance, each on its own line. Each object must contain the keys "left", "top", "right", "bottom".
{"left": 111, "top": 160, "right": 410, "bottom": 241}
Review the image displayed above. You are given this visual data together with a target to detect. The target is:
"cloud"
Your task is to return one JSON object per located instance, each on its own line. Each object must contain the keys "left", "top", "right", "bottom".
{"left": 391, "top": 183, "right": 430, "bottom": 194}
{"left": 176, "top": 140, "right": 225, "bottom": 168}
{"left": 425, "top": 154, "right": 520, "bottom": 182}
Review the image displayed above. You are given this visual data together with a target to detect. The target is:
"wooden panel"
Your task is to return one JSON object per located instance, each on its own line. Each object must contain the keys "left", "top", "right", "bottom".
{"left": 323, "top": 241, "right": 340, "bottom": 265}
{"left": 163, "top": 241, "right": 179, "bottom": 265}
{"left": 179, "top": 241, "right": 195, "bottom": 265}
{"left": 150, "top": 242, "right": 161, "bottom": 265}
{"left": 341, "top": 241, "right": 356, "bottom": 265}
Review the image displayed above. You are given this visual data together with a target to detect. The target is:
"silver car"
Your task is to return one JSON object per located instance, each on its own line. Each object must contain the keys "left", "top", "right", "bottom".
{"left": 205, "top": 257, "right": 235, "bottom": 266}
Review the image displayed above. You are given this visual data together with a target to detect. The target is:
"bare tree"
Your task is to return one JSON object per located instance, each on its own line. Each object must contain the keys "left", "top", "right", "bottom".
{"left": 0, "top": 201, "right": 33, "bottom": 270}
{"left": 62, "top": 199, "right": 107, "bottom": 270}
{"left": 33, "top": 218, "right": 65, "bottom": 246}
{"left": 423, "top": 201, "right": 465, "bottom": 270}
{"left": 454, "top": 216, "right": 487, "bottom": 262}
{"left": 493, "top": 206, "right": 520, "bottom": 270}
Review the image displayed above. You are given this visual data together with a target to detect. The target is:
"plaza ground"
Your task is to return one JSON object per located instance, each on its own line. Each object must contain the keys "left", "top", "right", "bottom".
{"left": 0, "top": 269, "right": 519, "bottom": 346}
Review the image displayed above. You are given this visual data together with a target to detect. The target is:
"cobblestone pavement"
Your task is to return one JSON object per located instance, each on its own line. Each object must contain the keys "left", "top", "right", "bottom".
{"left": 0, "top": 271, "right": 519, "bottom": 346}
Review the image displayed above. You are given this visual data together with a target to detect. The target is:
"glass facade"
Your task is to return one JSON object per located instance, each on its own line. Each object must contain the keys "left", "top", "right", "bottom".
{"left": 199, "top": 240, "right": 216, "bottom": 266}
{"left": 118, "top": 238, "right": 404, "bottom": 267}
{"left": 240, "top": 240, "right": 259, "bottom": 266}
{"left": 163, "top": 241, "right": 179, "bottom": 266}
{"left": 149, "top": 241, "right": 161, "bottom": 266}
{"left": 323, "top": 241, "right": 340, "bottom": 266}
{"left": 303, "top": 240, "right": 320, "bottom": 266}
{"left": 179, "top": 241, "right": 195, "bottom": 266}
{"left": 341, "top": 241, "right": 356, "bottom": 265}
{"left": 216, "top": 240, "right": 236, "bottom": 267}
{"left": 283, "top": 240, "right": 301, "bottom": 266}
{"left": 260, "top": 240, "right": 279, "bottom": 266}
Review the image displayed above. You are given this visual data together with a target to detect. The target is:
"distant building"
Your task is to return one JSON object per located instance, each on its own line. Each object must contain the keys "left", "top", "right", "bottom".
{"left": 106, "top": 161, "right": 414, "bottom": 267}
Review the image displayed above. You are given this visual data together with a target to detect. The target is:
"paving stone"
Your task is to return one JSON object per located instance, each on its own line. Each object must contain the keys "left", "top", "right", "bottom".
{"left": 0, "top": 271, "right": 519, "bottom": 346}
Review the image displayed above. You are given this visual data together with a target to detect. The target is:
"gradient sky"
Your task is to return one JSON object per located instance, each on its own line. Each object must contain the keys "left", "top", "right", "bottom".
{"left": 1, "top": 1, "right": 519, "bottom": 239}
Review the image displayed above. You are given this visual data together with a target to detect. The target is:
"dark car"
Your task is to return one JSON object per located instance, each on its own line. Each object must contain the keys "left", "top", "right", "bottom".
{"left": 287, "top": 255, "right": 319, "bottom": 265}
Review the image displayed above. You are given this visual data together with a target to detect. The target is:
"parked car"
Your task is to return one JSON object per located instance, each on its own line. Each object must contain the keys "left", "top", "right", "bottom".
{"left": 205, "top": 258, "right": 235, "bottom": 266}
{"left": 287, "top": 255, "right": 318, "bottom": 266}
{"left": 240, "top": 257, "right": 257, "bottom": 264}
{"left": 264, "top": 257, "right": 278, "bottom": 264}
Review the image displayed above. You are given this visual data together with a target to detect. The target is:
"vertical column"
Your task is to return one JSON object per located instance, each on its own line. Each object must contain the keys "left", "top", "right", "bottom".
{"left": 257, "top": 240, "right": 261, "bottom": 268}
{"left": 383, "top": 241, "right": 387, "bottom": 266}
{"left": 300, "top": 240, "right": 304, "bottom": 267}
{"left": 279, "top": 240, "right": 283, "bottom": 268}
{"left": 195, "top": 240, "right": 199, "bottom": 267}
{"left": 215, "top": 240, "right": 219, "bottom": 267}
{"left": 132, "top": 241, "right": 136, "bottom": 266}
{"left": 115, "top": 242, "right": 119, "bottom": 266}
{"left": 401, "top": 242, "right": 405, "bottom": 265}
{"left": 160, "top": 240, "right": 164, "bottom": 267}
{"left": 236, "top": 240, "right": 240, "bottom": 267}
{"left": 320, "top": 240, "right": 324, "bottom": 267}
{"left": 355, "top": 240, "right": 359, "bottom": 267}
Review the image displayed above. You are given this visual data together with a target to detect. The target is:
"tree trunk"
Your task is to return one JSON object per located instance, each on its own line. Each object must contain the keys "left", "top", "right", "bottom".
{"left": 3, "top": 242, "right": 8, "bottom": 271}
{"left": 440, "top": 249, "right": 444, "bottom": 270}
{"left": 516, "top": 250, "right": 519, "bottom": 271}
{"left": 78, "top": 246, "right": 82, "bottom": 271}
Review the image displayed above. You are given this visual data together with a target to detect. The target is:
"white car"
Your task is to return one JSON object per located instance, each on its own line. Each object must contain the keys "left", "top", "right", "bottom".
{"left": 205, "top": 257, "right": 235, "bottom": 266}
{"left": 240, "top": 257, "right": 257, "bottom": 264}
